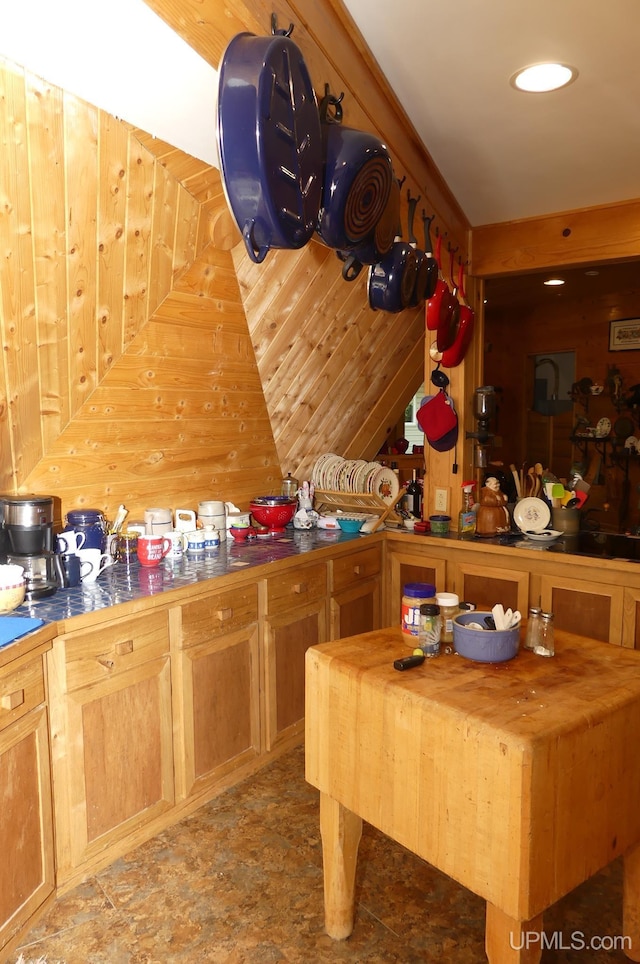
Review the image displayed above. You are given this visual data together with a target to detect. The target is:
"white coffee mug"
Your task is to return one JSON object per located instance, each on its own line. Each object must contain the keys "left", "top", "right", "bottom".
{"left": 144, "top": 507, "right": 173, "bottom": 536}
{"left": 78, "top": 547, "right": 112, "bottom": 583}
{"left": 166, "top": 529, "right": 185, "bottom": 559}
{"left": 57, "top": 530, "right": 86, "bottom": 554}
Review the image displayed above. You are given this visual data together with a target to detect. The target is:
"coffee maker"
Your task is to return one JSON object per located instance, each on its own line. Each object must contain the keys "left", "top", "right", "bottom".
{"left": 0, "top": 494, "right": 63, "bottom": 599}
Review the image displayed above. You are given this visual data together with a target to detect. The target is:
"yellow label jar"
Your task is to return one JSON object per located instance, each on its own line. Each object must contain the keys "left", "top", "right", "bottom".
{"left": 401, "top": 582, "right": 436, "bottom": 645}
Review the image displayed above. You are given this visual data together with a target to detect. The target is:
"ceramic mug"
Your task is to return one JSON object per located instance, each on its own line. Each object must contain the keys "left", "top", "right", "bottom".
{"left": 166, "top": 530, "right": 185, "bottom": 559}
{"left": 57, "top": 530, "right": 86, "bottom": 554}
{"left": 144, "top": 507, "right": 173, "bottom": 536}
{"left": 137, "top": 534, "right": 171, "bottom": 567}
{"left": 59, "top": 552, "right": 91, "bottom": 587}
{"left": 77, "top": 548, "right": 112, "bottom": 583}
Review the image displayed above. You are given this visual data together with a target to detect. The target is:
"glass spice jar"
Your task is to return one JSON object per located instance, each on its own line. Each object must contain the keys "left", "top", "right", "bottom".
{"left": 418, "top": 604, "right": 441, "bottom": 658}
{"left": 524, "top": 606, "right": 542, "bottom": 651}
{"left": 535, "top": 611, "right": 555, "bottom": 657}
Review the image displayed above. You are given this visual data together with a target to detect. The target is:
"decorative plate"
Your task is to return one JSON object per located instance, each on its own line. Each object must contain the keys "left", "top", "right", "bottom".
{"left": 595, "top": 417, "right": 611, "bottom": 438}
{"left": 370, "top": 466, "right": 400, "bottom": 504}
{"left": 513, "top": 497, "right": 551, "bottom": 533}
{"left": 625, "top": 436, "right": 639, "bottom": 451}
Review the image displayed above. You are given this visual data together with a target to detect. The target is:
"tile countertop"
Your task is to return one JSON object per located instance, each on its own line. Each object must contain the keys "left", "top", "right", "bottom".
{"left": 14, "top": 527, "right": 370, "bottom": 625}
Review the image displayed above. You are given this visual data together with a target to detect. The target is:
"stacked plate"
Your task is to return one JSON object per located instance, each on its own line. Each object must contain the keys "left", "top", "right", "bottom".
{"left": 311, "top": 453, "right": 400, "bottom": 504}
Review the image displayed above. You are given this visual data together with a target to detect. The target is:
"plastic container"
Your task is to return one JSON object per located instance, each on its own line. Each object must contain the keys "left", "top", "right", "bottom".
{"left": 436, "top": 591, "right": 460, "bottom": 644}
{"left": 429, "top": 514, "right": 451, "bottom": 536}
{"left": 401, "top": 582, "right": 436, "bottom": 645}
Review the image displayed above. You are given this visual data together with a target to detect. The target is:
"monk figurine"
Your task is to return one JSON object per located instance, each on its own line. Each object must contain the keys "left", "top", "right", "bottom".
{"left": 476, "top": 476, "right": 510, "bottom": 537}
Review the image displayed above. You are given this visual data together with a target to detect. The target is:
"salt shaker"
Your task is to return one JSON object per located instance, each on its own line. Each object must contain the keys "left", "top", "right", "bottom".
{"left": 534, "top": 611, "right": 555, "bottom": 657}
{"left": 524, "top": 606, "right": 542, "bottom": 651}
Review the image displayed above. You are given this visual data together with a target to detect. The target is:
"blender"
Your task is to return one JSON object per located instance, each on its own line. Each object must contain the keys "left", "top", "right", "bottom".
{"left": 1, "top": 494, "right": 63, "bottom": 599}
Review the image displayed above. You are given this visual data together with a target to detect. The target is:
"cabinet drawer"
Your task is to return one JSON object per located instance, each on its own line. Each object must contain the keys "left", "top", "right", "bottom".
{"left": 60, "top": 610, "right": 170, "bottom": 692}
{"left": 266, "top": 562, "right": 327, "bottom": 613}
{"left": 332, "top": 547, "right": 381, "bottom": 594}
{"left": 0, "top": 657, "right": 45, "bottom": 730}
{"left": 181, "top": 583, "right": 259, "bottom": 648}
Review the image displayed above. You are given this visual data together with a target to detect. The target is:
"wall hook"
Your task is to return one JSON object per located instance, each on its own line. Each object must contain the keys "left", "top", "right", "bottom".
{"left": 271, "top": 13, "right": 294, "bottom": 36}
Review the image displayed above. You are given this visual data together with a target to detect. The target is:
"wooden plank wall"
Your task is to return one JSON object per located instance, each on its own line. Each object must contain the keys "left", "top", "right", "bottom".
{"left": 0, "top": 59, "right": 282, "bottom": 519}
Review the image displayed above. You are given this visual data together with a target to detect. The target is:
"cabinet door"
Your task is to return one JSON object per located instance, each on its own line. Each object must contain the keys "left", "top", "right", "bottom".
{"left": 263, "top": 599, "right": 327, "bottom": 753}
{"left": 330, "top": 545, "right": 382, "bottom": 638}
{"left": 540, "top": 574, "right": 624, "bottom": 644}
{"left": 0, "top": 656, "right": 54, "bottom": 959}
{"left": 386, "top": 548, "right": 447, "bottom": 626}
{"left": 49, "top": 611, "right": 174, "bottom": 887}
{"left": 174, "top": 584, "right": 261, "bottom": 800}
{"left": 452, "top": 560, "right": 530, "bottom": 614}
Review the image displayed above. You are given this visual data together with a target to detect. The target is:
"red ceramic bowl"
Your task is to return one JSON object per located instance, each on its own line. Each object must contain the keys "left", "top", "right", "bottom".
{"left": 230, "top": 526, "right": 252, "bottom": 542}
{"left": 250, "top": 498, "right": 296, "bottom": 531}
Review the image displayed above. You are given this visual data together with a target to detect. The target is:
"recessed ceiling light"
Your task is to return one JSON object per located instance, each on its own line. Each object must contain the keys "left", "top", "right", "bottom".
{"left": 511, "top": 63, "right": 578, "bottom": 93}
{"left": 543, "top": 278, "right": 565, "bottom": 287}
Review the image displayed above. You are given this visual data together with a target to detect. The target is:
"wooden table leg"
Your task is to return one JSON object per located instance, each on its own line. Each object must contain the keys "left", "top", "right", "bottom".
{"left": 624, "top": 842, "right": 640, "bottom": 961}
{"left": 319, "top": 791, "right": 363, "bottom": 940}
{"left": 486, "top": 902, "right": 543, "bottom": 964}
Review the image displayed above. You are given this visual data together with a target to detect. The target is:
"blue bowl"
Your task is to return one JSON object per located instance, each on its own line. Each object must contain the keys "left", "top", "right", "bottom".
{"left": 337, "top": 517, "right": 365, "bottom": 533}
{"left": 453, "top": 611, "right": 520, "bottom": 663}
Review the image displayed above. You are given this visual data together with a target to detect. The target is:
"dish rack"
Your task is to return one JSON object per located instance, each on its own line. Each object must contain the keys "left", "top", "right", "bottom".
{"left": 313, "top": 488, "right": 406, "bottom": 531}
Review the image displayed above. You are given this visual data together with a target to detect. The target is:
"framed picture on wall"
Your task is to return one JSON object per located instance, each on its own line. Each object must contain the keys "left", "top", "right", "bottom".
{"left": 609, "top": 318, "right": 640, "bottom": 351}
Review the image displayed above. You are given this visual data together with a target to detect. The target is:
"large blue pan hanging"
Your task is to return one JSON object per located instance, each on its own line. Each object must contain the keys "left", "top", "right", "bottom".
{"left": 217, "top": 20, "right": 323, "bottom": 263}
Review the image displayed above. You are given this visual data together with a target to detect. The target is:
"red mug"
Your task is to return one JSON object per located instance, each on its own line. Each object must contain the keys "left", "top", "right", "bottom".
{"left": 137, "top": 534, "right": 171, "bottom": 567}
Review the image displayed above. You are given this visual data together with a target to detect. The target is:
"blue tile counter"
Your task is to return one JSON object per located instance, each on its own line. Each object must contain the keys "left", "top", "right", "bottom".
{"left": 15, "top": 528, "right": 374, "bottom": 625}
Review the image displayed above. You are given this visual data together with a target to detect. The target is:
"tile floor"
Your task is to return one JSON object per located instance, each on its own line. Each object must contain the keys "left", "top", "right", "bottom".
{"left": 14, "top": 745, "right": 631, "bottom": 963}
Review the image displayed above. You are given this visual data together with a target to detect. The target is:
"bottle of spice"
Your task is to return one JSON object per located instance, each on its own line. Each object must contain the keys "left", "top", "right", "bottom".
{"left": 524, "top": 607, "right": 542, "bottom": 651}
{"left": 534, "top": 611, "right": 555, "bottom": 657}
{"left": 418, "top": 603, "right": 441, "bottom": 657}
{"left": 435, "top": 592, "right": 460, "bottom": 644}
{"left": 401, "top": 582, "right": 436, "bottom": 646}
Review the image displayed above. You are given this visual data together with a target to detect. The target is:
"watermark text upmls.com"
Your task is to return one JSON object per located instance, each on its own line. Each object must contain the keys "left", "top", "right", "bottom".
{"left": 510, "top": 930, "right": 632, "bottom": 953}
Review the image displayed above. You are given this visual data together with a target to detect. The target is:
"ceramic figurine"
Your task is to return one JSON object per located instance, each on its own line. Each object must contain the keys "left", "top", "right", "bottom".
{"left": 476, "top": 476, "right": 510, "bottom": 537}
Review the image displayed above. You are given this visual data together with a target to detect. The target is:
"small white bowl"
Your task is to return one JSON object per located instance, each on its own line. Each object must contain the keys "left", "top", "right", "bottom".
{"left": 403, "top": 518, "right": 416, "bottom": 531}
{"left": 0, "top": 564, "right": 25, "bottom": 588}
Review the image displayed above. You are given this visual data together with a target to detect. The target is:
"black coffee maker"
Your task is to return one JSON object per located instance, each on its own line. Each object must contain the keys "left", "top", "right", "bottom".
{"left": 0, "top": 494, "right": 63, "bottom": 599}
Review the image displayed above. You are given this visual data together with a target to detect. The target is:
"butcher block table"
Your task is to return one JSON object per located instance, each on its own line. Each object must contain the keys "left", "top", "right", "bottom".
{"left": 305, "top": 628, "right": 640, "bottom": 963}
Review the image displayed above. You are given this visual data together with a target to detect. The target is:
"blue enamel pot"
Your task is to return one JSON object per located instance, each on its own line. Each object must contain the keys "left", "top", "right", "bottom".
{"left": 217, "top": 32, "right": 323, "bottom": 264}
{"left": 316, "top": 93, "right": 393, "bottom": 253}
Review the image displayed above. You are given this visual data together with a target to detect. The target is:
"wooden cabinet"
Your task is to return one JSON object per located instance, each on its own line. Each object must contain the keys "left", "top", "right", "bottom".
{"left": 450, "top": 557, "right": 530, "bottom": 615}
{"left": 386, "top": 542, "right": 448, "bottom": 626}
{"left": 0, "top": 641, "right": 55, "bottom": 962}
{"left": 173, "top": 581, "right": 261, "bottom": 801}
{"left": 48, "top": 609, "right": 174, "bottom": 891}
{"left": 539, "top": 573, "right": 625, "bottom": 644}
{"left": 263, "top": 561, "right": 328, "bottom": 752}
{"left": 330, "top": 544, "right": 382, "bottom": 639}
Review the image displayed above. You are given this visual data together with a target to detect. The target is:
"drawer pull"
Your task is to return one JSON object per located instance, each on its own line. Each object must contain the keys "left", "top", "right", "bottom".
{"left": 115, "top": 639, "right": 133, "bottom": 656}
{"left": 353, "top": 565, "right": 362, "bottom": 576}
{"left": 217, "top": 608, "right": 233, "bottom": 621}
{"left": 97, "top": 657, "right": 115, "bottom": 671}
{"left": 293, "top": 583, "right": 307, "bottom": 594}
{"left": 1, "top": 689, "right": 24, "bottom": 710}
